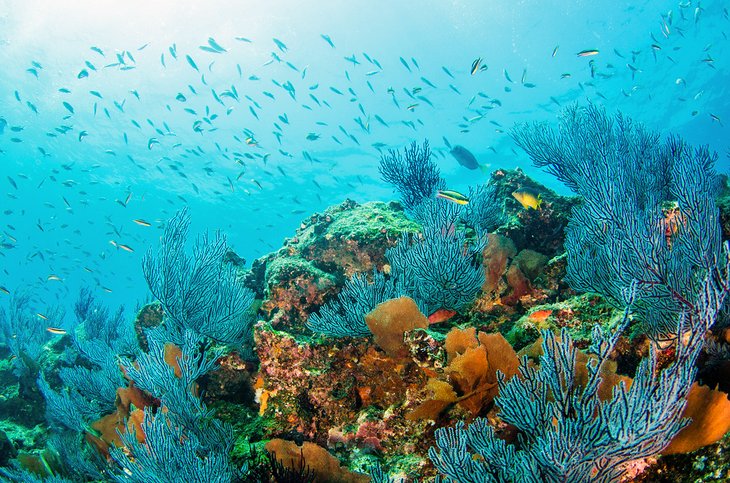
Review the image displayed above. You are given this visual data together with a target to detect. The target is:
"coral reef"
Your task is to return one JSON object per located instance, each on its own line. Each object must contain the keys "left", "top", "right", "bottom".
{"left": 253, "top": 322, "right": 432, "bottom": 457}
{"left": 504, "top": 293, "right": 618, "bottom": 350}
{"left": 490, "top": 168, "right": 578, "bottom": 258}
{"left": 513, "top": 103, "right": 723, "bottom": 340}
{"left": 246, "top": 199, "right": 418, "bottom": 333}
{"left": 636, "top": 433, "right": 730, "bottom": 482}
{"left": 4, "top": 136, "right": 730, "bottom": 482}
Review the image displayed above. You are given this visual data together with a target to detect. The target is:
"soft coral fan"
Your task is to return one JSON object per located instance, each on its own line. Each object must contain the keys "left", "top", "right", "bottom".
{"left": 387, "top": 198, "right": 487, "bottom": 315}
{"left": 111, "top": 328, "right": 241, "bottom": 482}
{"left": 379, "top": 140, "right": 445, "bottom": 213}
{"left": 307, "top": 270, "right": 410, "bottom": 337}
{"left": 430, "top": 260, "right": 730, "bottom": 482}
{"left": 39, "top": 289, "right": 134, "bottom": 433}
{"left": 0, "top": 293, "right": 57, "bottom": 375}
{"left": 119, "top": 327, "right": 233, "bottom": 451}
{"left": 73, "top": 287, "right": 137, "bottom": 356}
{"left": 142, "top": 207, "right": 256, "bottom": 351}
{"left": 110, "top": 410, "right": 238, "bottom": 483}
{"left": 461, "top": 183, "right": 506, "bottom": 235}
{"left": 512, "top": 103, "right": 722, "bottom": 340}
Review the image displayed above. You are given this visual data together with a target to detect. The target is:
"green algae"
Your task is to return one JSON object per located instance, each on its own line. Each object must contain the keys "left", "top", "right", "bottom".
{"left": 215, "top": 401, "right": 275, "bottom": 463}
{"left": 260, "top": 321, "right": 319, "bottom": 348}
{"left": 323, "top": 201, "right": 420, "bottom": 243}
{"left": 0, "top": 420, "right": 47, "bottom": 454}
{"left": 290, "top": 200, "right": 418, "bottom": 248}
{"left": 264, "top": 255, "right": 336, "bottom": 290}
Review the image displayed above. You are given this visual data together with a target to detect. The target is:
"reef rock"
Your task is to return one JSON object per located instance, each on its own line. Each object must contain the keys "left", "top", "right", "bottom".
{"left": 246, "top": 199, "right": 418, "bottom": 333}
{"left": 254, "top": 320, "right": 448, "bottom": 476}
{"left": 133, "top": 302, "right": 163, "bottom": 351}
{"left": 490, "top": 167, "right": 578, "bottom": 258}
{"left": 0, "top": 429, "right": 17, "bottom": 466}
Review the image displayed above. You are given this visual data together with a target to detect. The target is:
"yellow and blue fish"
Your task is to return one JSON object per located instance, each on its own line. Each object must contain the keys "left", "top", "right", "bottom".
{"left": 436, "top": 189, "right": 469, "bottom": 205}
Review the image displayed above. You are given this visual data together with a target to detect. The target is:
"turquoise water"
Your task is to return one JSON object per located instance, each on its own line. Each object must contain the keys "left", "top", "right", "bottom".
{"left": 0, "top": 0, "right": 728, "bottom": 318}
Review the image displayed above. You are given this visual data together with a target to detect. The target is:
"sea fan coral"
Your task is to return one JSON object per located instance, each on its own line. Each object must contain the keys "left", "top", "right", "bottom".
{"left": 430, "top": 266, "right": 730, "bottom": 482}
{"left": 387, "top": 198, "right": 486, "bottom": 315}
{"left": 0, "top": 293, "right": 54, "bottom": 375}
{"left": 119, "top": 327, "right": 232, "bottom": 451}
{"left": 512, "top": 103, "right": 723, "bottom": 339}
{"left": 461, "top": 183, "right": 506, "bottom": 234}
{"left": 379, "top": 140, "right": 445, "bottom": 213}
{"left": 142, "top": 207, "right": 256, "bottom": 349}
{"left": 307, "top": 270, "right": 409, "bottom": 338}
{"left": 109, "top": 409, "right": 241, "bottom": 483}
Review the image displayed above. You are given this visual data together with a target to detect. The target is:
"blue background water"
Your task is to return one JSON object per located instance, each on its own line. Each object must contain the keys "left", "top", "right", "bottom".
{"left": 0, "top": 0, "right": 728, "bottom": 324}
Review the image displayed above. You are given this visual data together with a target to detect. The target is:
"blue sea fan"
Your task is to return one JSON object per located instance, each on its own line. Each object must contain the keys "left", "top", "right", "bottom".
{"left": 37, "top": 375, "right": 92, "bottom": 433}
{"left": 0, "top": 293, "right": 55, "bottom": 374}
{"left": 142, "top": 208, "right": 256, "bottom": 349}
{"left": 109, "top": 409, "right": 242, "bottom": 483}
{"left": 387, "top": 198, "right": 487, "bottom": 316}
{"left": 461, "top": 183, "right": 506, "bottom": 234}
{"left": 512, "top": 103, "right": 723, "bottom": 339}
{"left": 73, "top": 287, "right": 136, "bottom": 355}
{"left": 307, "top": 270, "right": 410, "bottom": 338}
{"left": 379, "top": 140, "right": 445, "bottom": 213}
{"left": 48, "top": 432, "right": 109, "bottom": 481}
{"left": 111, "top": 328, "right": 240, "bottom": 481}
{"left": 368, "top": 463, "right": 408, "bottom": 483}
{"left": 37, "top": 289, "right": 134, "bottom": 433}
{"left": 408, "top": 194, "right": 463, "bottom": 231}
{"left": 430, "top": 267, "right": 730, "bottom": 482}
{"left": 120, "top": 327, "right": 232, "bottom": 451}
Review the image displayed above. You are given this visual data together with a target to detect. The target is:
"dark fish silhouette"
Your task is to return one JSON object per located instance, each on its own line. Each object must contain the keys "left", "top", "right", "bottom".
{"left": 450, "top": 145, "right": 480, "bottom": 170}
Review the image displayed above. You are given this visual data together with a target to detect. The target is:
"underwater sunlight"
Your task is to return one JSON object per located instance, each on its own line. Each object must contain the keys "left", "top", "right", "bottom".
{"left": 1, "top": 0, "right": 730, "bottom": 481}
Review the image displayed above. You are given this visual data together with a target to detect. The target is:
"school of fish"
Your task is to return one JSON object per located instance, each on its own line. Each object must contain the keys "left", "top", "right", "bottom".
{"left": 0, "top": 1, "right": 727, "bottom": 319}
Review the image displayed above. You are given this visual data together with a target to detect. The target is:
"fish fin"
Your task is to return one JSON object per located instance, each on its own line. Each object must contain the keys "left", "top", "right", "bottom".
{"left": 536, "top": 194, "right": 543, "bottom": 210}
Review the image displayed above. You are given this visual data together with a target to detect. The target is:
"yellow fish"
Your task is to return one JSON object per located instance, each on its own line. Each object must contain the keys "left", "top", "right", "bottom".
{"left": 436, "top": 189, "right": 469, "bottom": 205}
{"left": 46, "top": 327, "right": 67, "bottom": 335}
{"left": 512, "top": 188, "right": 542, "bottom": 210}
